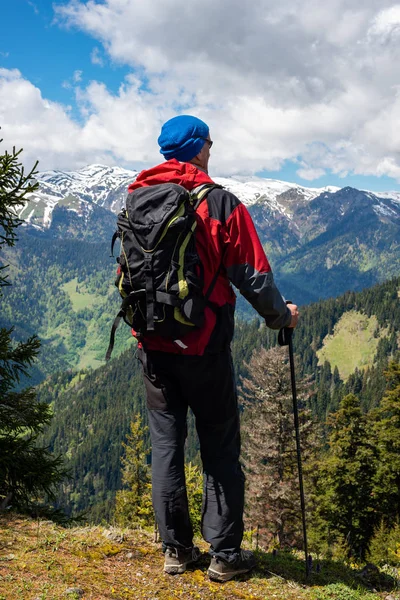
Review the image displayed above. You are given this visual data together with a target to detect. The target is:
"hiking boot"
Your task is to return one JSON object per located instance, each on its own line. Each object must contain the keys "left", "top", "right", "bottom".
{"left": 208, "top": 549, "right": 256, "bottom": 582}
{"left": 164, "top": 545, "right": 201, "bottom": 575}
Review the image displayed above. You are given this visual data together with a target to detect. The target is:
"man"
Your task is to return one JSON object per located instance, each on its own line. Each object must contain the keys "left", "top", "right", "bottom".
{"left": 130, "top": 115, "right": 299, "bottom": 582}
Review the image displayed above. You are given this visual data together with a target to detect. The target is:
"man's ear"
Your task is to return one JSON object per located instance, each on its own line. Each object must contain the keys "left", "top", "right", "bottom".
{"left": 190, "top": 152, "right": 202, "bottom": 166}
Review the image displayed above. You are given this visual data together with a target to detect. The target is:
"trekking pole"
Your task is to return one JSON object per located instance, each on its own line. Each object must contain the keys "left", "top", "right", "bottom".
{"left": 278, "top": 326, "right": 309, "bottom": 578}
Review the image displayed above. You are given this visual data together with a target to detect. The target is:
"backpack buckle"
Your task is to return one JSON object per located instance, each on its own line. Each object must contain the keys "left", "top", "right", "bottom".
{"left": 143, "top": 254, "right": 153, "bottom": 271}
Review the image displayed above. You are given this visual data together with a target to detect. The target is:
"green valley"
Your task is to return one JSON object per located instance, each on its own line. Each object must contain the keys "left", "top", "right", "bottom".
{"left": 0, "top": 231, "right": 134, "bottom": 383}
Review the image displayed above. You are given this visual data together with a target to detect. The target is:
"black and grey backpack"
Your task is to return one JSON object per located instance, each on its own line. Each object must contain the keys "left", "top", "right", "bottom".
{"left": 106, "top": 182, "right": 222, "bottom": 360}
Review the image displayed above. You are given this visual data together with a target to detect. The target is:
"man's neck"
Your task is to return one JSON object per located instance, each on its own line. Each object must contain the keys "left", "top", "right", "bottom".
{"left": 189, "top": 160, "right": 208, "bottom": 174}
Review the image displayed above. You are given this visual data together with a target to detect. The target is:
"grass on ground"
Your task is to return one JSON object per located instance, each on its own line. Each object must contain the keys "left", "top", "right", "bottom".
{"left": 0, "top": 515, "right": 399, "bottom": 600}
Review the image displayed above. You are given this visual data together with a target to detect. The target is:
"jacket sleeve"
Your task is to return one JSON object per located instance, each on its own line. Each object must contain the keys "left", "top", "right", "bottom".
{"left": 222, "top": 200, "right": 291, "bottom": 330}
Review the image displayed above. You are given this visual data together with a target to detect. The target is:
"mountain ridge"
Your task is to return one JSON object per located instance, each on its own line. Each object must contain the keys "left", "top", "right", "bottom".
{"left": 20, "top": 162, "right": 395, "bottom": 234}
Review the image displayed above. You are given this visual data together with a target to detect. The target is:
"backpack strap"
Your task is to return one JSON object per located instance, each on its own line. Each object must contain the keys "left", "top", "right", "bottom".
{"left": 205, "top": 262, "right": 222, "bottom": 304}
{"left": 105, "top": 310, "right": 124, "bottom": 361}
{"left": 105, "top": 290, "right": 146, "bottom": 361}
{"left": 155, "top": 291, "right": 182, "bottom": 306}
{"left": 191, "top": 183, "right": 223, "bottom": 209}
{"left": 143, "top": 254, "right": 155, "bottom": 331}
{"left": 110, "top": 230, "right": 120, "bottom": 257}
{"left": 191, "top": 183, "right": 224, "bottom": 307}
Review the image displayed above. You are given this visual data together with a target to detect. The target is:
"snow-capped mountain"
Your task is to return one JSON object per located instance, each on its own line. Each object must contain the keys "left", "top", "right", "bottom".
{"left": 23, "top": 164, "right": 337, "bottom": 231}
{"left": 214, "top": 175, "right": 339, "bottom": 209}
{"left": 35, "top": 164, "right": 138, "bottom": 212}
{"left": 20, "top": 162, "right": 396, "bottom": 233}
{"left": 19, "top": 164, "right": 137, "bottom": 232}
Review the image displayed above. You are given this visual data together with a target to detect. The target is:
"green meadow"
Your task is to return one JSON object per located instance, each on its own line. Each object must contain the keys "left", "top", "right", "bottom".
{"left": 317, "top": 311, "right": 385, "bottom": 380}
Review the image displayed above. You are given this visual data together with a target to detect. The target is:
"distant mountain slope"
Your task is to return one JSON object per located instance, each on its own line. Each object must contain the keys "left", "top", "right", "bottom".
{"left": 274, "top": 186, "right": 400, "bottom": 303}
{"left": 0, "top": 231, "right": 133, "bottom": 385}
{"left": 20, "top": 165, "right": 399, "bottom": 255}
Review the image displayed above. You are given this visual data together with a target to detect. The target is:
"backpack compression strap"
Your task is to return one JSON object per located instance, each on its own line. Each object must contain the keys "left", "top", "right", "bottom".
{"left": 110, "top": 230, "right": 119, "bottom": 257}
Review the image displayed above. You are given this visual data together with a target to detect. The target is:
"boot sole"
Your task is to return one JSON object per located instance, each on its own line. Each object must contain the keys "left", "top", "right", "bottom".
{"left": 207, "top": 566, "right": 253, "bottom": 582}
{"left": 164, "top": 565, "right": 186, "bottom": 575}
{"left": 164, "top": 558, "right": 200, "bottom": 575}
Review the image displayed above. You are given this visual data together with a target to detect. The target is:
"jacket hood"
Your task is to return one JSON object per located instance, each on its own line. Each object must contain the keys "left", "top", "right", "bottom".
{"left": 128, "top": 159, "right": 214, "bottom": 192}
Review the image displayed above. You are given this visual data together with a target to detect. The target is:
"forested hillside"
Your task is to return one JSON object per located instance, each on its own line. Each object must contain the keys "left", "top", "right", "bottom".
{"left": 37, "top": 276, "right": 400, "bottom": 521}
{"left": 0, "top": 230, "right": 132, "bottom": 384}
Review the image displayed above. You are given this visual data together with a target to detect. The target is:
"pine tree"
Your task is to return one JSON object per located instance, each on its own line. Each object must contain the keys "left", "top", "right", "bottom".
{"left": 241, "top": 345, "right": 316, "bottom": 548}
{"left": 318, "top": 394, "right": 378, "bottom": 560}
{"left": 0, "top": 145, "right": 38, "bottom": 286}
{"left": 0, "top": 141, "right": 65, "bottom": 511}
{"left": 371, "top": 362, "right": 400, "bottom": 525}
{"left": 114, "top": 415, "right": 153, "bottom": 527}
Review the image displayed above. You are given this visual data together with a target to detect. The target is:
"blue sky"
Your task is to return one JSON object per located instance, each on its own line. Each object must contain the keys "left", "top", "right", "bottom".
{"left": 2, "top": 0, "right": 400, "bottom": 191}
{"left": 1, "top": 1, "right": 129, "bottom": 115}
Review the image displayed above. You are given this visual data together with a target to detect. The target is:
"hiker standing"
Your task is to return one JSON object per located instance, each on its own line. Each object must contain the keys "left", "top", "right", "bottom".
{"left": 126, "top": 116, "right": 299, "bottom": 581}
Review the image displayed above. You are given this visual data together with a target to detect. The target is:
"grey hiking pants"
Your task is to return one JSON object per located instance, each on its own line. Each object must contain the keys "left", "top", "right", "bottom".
{"left": 138, "top": 346, "right": 245, "bottom": 560}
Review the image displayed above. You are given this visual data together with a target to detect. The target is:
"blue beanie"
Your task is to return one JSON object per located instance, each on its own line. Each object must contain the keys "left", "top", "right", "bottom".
{"left": 158, "top": 115, "right": 209, "bottom": 162}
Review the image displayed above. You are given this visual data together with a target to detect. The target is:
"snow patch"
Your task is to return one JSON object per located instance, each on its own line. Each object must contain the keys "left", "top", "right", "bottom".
{"left": 373, "top": 203, "right": 398, "bottom": 218}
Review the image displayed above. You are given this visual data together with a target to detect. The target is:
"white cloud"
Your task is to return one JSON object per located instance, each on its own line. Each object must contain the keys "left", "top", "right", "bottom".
{"left": 73, "top": 70, "right": 83, "bottom": 83}
{"left": 27, "top": 1, "right": 39, "bottom": 15}
{"left": 0, "top": 68, "right": 162, "bottom": 171}
{"left": 91, "top": 47, "right": 104, "bottom": 67}
{"left": 0, "top": 68, "right": 82, "bottom": 169}
{"left": 3, "top": 1, "right": 400, "bottom": 181}
{"left": 369, "top": 4, "right": 400, "bottom": 39}
{"left": 297, "top": 166, "right": 326, "bottom": 181}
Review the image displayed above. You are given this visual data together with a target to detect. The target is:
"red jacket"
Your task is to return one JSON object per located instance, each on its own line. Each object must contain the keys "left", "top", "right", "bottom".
{"left": 128, "top": 159, "right": 290, "bottom": 355}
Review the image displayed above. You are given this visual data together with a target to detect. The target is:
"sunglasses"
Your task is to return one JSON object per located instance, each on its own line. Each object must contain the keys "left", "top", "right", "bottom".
{"left": 201, "top": 138, "right": 213, "bottom": 149}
